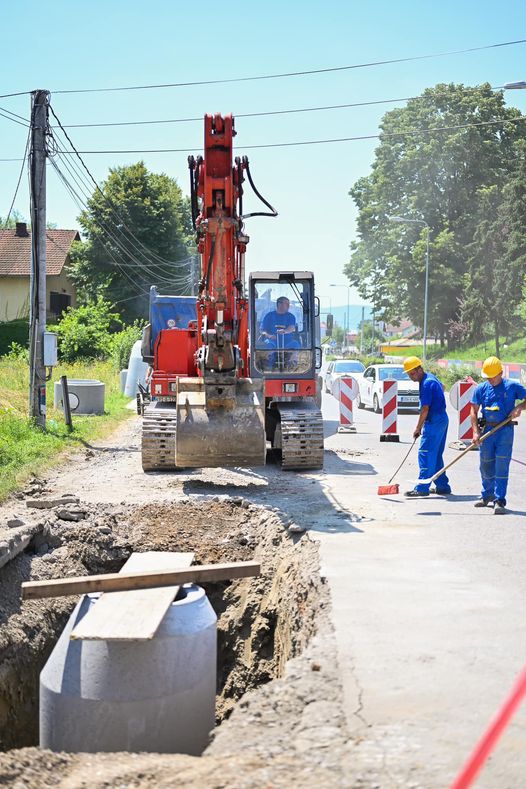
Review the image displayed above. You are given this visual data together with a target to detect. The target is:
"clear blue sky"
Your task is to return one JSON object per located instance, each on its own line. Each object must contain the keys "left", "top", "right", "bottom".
{"left": 1, "top": 0, "right": 525, "bottom": 322}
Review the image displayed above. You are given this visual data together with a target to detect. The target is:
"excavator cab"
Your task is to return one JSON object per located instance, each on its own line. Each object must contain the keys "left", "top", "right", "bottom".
{"left": 249, "top": 271, "right": 320, "bottom": 380}
{"left": 249, "top": 272, "right": 324, "bottom": 469}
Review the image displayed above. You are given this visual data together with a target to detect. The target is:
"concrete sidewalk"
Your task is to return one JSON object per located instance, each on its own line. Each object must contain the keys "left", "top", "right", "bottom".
{"left": 318, "top": 391, "right": 526, "bottom": 787}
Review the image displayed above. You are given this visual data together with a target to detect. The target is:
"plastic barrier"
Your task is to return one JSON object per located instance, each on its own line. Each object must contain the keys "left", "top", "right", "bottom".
{"left": 380, "top": 379, "right": 399, "bottom": 442}
{"left": 449, "top": 380, "right": 476, "bottom": 444}
{"left": 337, "top": 376, "right": 359, "bottom": 433}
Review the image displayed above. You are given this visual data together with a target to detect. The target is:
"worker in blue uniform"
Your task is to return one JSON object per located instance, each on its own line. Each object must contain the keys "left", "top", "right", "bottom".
{"left": 470, "top": 356, "right": 526, "bottom": 514}
{"left": 403, "top": 356, "right": 451, "bottom": 498}
{"left": 260, "top": 296, "right": 300, "bottom": 369}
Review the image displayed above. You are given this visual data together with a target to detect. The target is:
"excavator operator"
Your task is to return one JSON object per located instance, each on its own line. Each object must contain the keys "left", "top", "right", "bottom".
{"left": 259, "top": 297, "right": 300, "bottom": 370}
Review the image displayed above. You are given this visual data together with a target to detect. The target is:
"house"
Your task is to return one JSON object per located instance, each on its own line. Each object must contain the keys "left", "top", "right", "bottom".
{"left": 384, "top": 319, "right": 419, "bottom": 339}
{"left": 0, "top": 223, "right": 79, "bottom": 322}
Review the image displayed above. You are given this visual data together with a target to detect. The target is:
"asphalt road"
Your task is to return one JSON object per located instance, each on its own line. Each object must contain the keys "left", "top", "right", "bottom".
{"left": 318, "top": 387, "right": 526, "bottom": 788}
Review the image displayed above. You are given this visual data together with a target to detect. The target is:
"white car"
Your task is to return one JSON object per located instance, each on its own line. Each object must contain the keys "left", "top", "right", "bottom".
{"left": 324, "top": 359, "right": 365, "bottom": 396}
{"left": 357, "top": 364, "right": 420, "bottom": 413}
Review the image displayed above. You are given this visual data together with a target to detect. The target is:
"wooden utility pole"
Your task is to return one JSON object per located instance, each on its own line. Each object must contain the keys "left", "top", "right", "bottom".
{"left": 28, "top": 90, "right": 49, "bottom": 428}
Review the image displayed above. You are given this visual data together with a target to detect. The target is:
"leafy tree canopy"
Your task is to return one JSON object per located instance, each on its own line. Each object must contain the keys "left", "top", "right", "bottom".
{"left": 68, "top": 162, "right": 195, "bottom": 321}
{"left": 346, "top": 83, "right": 526, "bottom": 344}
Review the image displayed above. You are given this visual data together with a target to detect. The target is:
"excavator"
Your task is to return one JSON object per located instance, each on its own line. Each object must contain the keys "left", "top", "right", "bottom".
{"left": 141, "top": 113, "right": 323, "bottom": 471}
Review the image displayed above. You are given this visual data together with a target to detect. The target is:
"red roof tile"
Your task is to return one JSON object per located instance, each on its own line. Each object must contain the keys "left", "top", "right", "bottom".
{"left": 0, "top": 227, "right": 80, "bottom": 276}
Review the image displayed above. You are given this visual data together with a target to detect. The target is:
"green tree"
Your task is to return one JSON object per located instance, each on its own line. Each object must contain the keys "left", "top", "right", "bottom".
{"left": 463, "top": 154, "right": 526, "bottom": 354}
{"left": 53, "top": 299, "right": 122, "bottom": 362}
{"left": 346, "top": 84, "right": 526, "bottom": 342}
{"left": 69, "top": 162, "right": 194, "bottom": 321}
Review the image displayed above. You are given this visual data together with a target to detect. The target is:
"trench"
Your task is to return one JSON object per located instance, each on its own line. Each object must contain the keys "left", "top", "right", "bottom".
{"left": 0, "top": 498, "right": 326, "bottom": 752}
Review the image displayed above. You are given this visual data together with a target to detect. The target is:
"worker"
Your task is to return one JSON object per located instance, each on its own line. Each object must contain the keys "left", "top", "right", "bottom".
{"left": 470, "top": 356, "right": 526, "bottom": 514}
{"left": 403, "top": 356, "right": 451, "bottom": 498}
{"left": 260, "top": 296, "right": 300, "bottom": 369}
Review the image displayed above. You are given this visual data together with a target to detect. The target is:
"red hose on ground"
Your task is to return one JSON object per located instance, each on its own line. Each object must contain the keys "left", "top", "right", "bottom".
{"left": 450, "top": 666, "right": 526, "bottom": 789}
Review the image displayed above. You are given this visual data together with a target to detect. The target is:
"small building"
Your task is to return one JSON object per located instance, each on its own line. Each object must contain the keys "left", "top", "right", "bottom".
{"left": 0, "top": 223, "right": 79, "bottom": 322}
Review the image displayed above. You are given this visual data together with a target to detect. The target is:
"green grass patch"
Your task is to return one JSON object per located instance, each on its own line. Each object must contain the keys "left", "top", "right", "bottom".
{"left": 384, "top": 339, "right": 526, "bottom": 363}
{"left": 0, "top": 358, "right": 132, "bottom": 502}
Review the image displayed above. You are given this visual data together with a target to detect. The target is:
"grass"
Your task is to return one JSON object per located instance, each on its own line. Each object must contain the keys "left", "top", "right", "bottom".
{"left": 384, "top": 338, "right": 526, "bottom": 363}
{"left": 0, "top": 358, "right": 132, "bottom": 502}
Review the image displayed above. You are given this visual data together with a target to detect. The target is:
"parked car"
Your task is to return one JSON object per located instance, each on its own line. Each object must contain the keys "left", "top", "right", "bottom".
{"left": 356, "top": 364, "right": 419, "bottom": 413}
{"left": 324, "top": 359, "right": 365, "bottom": 396}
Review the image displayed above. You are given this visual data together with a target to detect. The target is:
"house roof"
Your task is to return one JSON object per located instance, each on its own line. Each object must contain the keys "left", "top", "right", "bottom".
{"left": 0, "top": 225, "right": 80, "bottom": 276}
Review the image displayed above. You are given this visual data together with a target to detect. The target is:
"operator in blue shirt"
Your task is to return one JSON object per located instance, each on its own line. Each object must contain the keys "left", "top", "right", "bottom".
{"left": 260, "top": 296, "right": 300, "bottom": 369}
{"left": 470, "top": 356, "right": 526, "bottom": 514}
{"left": 403, "top": 356, "right": 451, "bottom": 498}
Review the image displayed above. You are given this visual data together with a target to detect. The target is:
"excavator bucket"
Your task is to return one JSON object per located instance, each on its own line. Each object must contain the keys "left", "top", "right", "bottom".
{"left": 175, "top": 377, "right": 266, "bottom": 468}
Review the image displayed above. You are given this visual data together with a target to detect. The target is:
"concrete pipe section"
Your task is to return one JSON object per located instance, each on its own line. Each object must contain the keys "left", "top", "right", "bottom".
{"left": 53, "top": 379, "right": 105, "bottom": 415}
{"left": 40, "top": 584, "right": 217, "bottom": 754}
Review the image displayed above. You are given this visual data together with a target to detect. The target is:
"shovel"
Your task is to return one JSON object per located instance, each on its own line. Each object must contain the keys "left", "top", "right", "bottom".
{"left": 377, "top": 438, "right": 417, "bottom": 495}
{"left": 417, "top": 415, "right": 513, "bottom": 487}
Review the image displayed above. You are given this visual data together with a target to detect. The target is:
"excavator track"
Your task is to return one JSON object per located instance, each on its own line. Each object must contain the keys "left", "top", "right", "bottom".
{"left": 141, "top": 402, "right": 178, "bottom": 471}
{"left": 276, "top": 405, "right": 324, "bottom": 469}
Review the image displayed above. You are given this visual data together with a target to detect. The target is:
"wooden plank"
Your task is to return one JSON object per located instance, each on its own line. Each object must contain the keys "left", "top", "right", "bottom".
{"left": 21, "top": 560, "right": 261, "bottom": 601}
{"left": 70, "top": 551, "right": 194, "bottom": 642}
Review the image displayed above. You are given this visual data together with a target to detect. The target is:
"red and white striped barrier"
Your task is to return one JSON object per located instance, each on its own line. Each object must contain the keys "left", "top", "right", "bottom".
{"left": 449, "top": 380, "right": 476, "bottom": 445}
{"left": 337, "top": 376, "right": 359, "bottom": 433}
{"left": 380, "top": 379, "right": 399, "bottom": 442}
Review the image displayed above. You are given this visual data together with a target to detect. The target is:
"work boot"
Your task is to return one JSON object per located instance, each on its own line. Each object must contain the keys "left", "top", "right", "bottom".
{"left": 474, "top": 498, "right": 494, "bottom": 508}
{"left": 494, "top": 500, "right": 506, "bottom": 515}
{"left": 404, "top": 489, "right": 429, "bottom": 498}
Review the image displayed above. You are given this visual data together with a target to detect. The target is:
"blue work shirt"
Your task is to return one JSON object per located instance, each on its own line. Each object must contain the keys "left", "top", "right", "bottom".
{"left": 261, "top": 310, "right": 296, "bottom": 336}
{"left": 419, "top": 372, "right": 446, "bottom": 420}
{"left": 471, "top": 379, "right": 526, "bottom": 424}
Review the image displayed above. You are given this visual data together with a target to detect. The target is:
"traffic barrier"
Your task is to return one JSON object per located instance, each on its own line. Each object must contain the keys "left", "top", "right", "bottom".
{"left": 450, "top": 664, "right": 526, "bottom": 789}
{"left": 449, "top": 380, "right": 476, "bottom": 446}
{"left": 380, "top": 380, "right": 399, "bottom": 442}
{"left": 337, "top": 376, "right": 358, "bottom": 433}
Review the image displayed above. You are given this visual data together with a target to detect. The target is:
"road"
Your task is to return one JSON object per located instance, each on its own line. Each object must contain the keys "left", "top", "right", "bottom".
{"left": 320, "top": 386, "right": 526, "bottom": 787}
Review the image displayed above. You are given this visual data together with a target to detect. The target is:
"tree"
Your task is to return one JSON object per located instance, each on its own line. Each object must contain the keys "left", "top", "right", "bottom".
{"left": 69, "top": 162, "right": 194, "bottom": 321}
{"left": 463, "top": 153, "right": 526, "bottom": 354}
{"left": 346, "top": 84, "right": 526, "bottom": 342}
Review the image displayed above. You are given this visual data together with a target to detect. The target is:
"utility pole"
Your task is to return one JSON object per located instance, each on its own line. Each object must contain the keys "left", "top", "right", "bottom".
{"left": 359, "top": 306, "right": 364, "bottom": 354}
{"left": 29, "top": 90, "right": 49, "bottom": 428}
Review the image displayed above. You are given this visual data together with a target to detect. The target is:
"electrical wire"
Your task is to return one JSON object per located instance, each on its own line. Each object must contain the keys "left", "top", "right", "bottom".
{"left": 54, "top": 84, "right": 516, "bottom": 129}
{"left": 49, "top": 104, "right": 197, "bottom": 271}
{"left": 46, "top": 38, "right": 526, "bottom": 94}
{"left": 48, "top": 114, "right": 526, "bottom": 155}
{"left": 0, "top": 109, "right": 30, "bottom": 128}
{"left": 47, "top": 154, "right": 196, "bottom": 291}
{"left": 2, "top": 126, "right": 30, "bottom": 228}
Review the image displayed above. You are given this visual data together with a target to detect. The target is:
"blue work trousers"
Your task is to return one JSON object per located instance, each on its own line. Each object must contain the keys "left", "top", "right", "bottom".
{"left": 415, "top": 412, "right": 450, "bottom": 493}
{"left": 479, "top": 424, "right": 514, "bottom": 505}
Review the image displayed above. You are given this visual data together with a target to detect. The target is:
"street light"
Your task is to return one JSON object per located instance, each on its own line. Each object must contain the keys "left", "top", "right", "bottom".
{"left": 329, "top": 283, "right": 350, "bottom": 341}
{"left": 503, "top": 81, "right": 526, "bottom": 90}
{"left": 388, "top": 215, "right": 430, "bottom": 362}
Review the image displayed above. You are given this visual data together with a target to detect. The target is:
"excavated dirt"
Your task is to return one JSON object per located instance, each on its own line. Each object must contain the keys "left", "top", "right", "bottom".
{"left": 0, "top": 418, "right": 354, "bottom": 787}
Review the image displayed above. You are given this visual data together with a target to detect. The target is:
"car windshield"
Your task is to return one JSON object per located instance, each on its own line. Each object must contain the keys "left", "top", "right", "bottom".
{"left": 378, "top": 367, "right": 410, "bottom": 381}
{"left": 333, "top": 361, "right": 365, "bottom": 373}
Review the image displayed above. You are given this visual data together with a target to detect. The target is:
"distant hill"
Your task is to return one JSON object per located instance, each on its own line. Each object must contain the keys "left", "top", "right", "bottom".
{"left": 321, "top": 304, "right": 373, "bottom": 331}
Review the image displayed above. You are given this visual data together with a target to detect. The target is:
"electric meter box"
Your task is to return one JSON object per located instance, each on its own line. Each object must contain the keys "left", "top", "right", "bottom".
{"left": 43, "top": 332, "right": 58, "bottom": 366}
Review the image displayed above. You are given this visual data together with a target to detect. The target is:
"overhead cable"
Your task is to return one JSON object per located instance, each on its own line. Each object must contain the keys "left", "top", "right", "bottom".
{"left": 48, "top": 38, "right": 526, "bottom": 94}
{"left": 2, "top": 126, "right": 30, "bottom": 228}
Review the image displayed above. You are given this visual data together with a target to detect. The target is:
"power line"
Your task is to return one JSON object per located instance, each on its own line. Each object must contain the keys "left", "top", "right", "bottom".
{"left": 0, "top": 104, "right": 30, "bottom": 123}
{"left": 0, "top": 108, "right": 30, "bottom": 128}
{"left": 49, "top": 104, "right": 196, "bottom": 271}
{"left": 2, "top": 126, "right": 30, "bottom": 228}
{"left": 47, "top": 38, "right": 526, "bottom": 94}
{"left": 49, "top": 114, "right": 526, "bottom": 155}
{"left": 54, "top": 84, "right": 516, "bottom": 130}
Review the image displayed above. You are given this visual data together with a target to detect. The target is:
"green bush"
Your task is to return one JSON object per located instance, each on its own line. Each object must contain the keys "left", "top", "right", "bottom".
{"left": 3, "top": 342, "right": 29, "bottom": 361}
{"left": 426, "top": 361, "right": 482, "bottom": 389}
{"left": 0, "top": 319, "right": 29, "bottom": 356}
{"left": 109, "top": 322, "right": 144, "bottom": 371}
{"left": 53, "top": 299, "right": 122, "bottom": 362}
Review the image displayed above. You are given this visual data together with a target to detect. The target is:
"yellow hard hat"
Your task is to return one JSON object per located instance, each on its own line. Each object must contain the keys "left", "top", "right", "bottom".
{"left": 481, "top": 356, "right": 503, "bottom": 379}
{"left": 403, "top": 356, "right": 423, "bottom": 373}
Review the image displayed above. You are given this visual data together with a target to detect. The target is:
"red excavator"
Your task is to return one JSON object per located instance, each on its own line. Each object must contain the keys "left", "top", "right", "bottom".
{"left": 141, "top": 113, "right": 323, "bottom": 471}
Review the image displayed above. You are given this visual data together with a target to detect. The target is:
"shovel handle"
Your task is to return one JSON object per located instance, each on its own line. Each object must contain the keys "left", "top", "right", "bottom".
{"left": 388, "top": 438, "right": 417, "bottom": 484}
{"left": 426, "top": 416, "right": 513, "bottom": 485}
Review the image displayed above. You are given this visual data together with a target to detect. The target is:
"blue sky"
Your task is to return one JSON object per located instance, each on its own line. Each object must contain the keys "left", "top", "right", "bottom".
{"left": 1, "top": 0, "right": 525, "bottom": 322}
